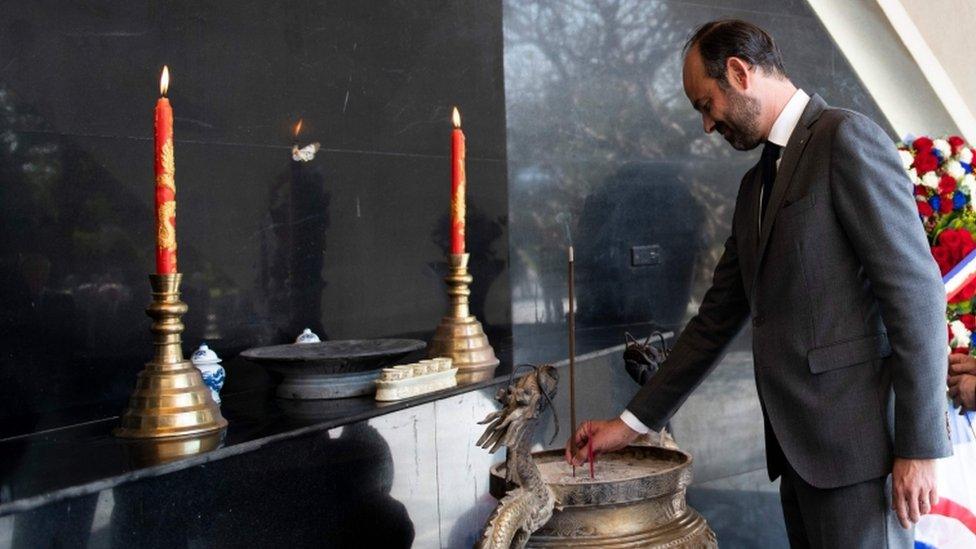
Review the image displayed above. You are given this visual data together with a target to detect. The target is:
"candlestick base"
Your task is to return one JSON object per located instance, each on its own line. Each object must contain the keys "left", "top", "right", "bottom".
{"left": 427, "top": 253, "right": 499, "bottom": 384}
{"left": 115, "top": 274, "right": 227, "bottom": 439}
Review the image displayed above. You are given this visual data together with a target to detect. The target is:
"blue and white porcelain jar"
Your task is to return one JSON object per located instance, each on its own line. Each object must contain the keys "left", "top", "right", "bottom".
{"left": 191, "top": 343, "right": 226, "bottom": 405}
{"left": 295, "top": 328, "right": 321, "bottom": 344}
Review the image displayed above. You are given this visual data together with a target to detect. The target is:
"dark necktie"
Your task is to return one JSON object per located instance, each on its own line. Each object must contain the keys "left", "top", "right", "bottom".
{"left": 760, "top": 141, "right": 782, "bottom": 222}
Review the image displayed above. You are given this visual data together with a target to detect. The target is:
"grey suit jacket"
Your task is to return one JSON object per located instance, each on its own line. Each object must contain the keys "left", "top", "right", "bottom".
{"left": 627, "top": 95, "right": 953, "bottom": 489}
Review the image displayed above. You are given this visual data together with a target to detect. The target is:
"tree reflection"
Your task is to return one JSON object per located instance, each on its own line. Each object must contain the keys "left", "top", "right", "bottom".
{"left": 504, "top": 0, "right": 746, "bottom": 339}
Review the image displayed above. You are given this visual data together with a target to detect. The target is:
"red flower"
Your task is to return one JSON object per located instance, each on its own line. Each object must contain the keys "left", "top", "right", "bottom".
{"left": 932, "top": 245, "right": 953, "bottom": 275}
{"left": 953, "top": 347, "right": 970, "bottom": 355}
{"left": 939, "top": 228, "right": 976, "bottom": 267}
{"left": 940, "top": 175, "right": 958, "bottom": 194}
{"left": 960, "top": 314, "right": 976, "bottom": 332}
{"left": 915, "top": 184, "right": 929, "bottom": 197}
{"left": 949, "top": 136, "right": 966, "bottom": 155}
{"left": 914, "top": 136, "right": 934, "bottom": 152}
{"left": 917, "top": 200, "right": 934, "bottom": 218}
{"left": 938, "top": 228, "right": 974, "bottom": 248}
{"left": 914, "top": 151, "right": 939, "bottom": 173}
{"left": 951, "top": 280, "right": 976, "bottom": 303}
{"left": 940, "top": 193, "right": 955, "bottom": 213}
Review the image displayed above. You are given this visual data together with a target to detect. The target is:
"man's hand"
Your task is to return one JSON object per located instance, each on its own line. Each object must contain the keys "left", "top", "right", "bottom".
{"left": 891, "top": 457, "right": 939, "bottom": 529}
{"left": 948, "top": 374, "right": 976, "bottom": 410}
{"left": 948, "top": 354, "right": 976, "bottom": 411}
{"left": 564, "top": 418, "right": 640, "bottom": 466}
{"left": 948, "top": 353, "right": 976, "bottom": 375}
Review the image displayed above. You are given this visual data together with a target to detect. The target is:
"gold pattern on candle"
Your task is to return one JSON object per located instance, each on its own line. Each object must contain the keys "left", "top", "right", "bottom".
{"left": 157, "top": 140, "right": 175, "bottom": 191}
{"left": 157, "top": 201, "right": 177, "bottom": 250}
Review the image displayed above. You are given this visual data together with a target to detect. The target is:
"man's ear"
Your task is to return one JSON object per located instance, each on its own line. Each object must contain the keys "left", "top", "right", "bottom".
{"left": 726, "top": 56, "right": 751, "bottom": 91}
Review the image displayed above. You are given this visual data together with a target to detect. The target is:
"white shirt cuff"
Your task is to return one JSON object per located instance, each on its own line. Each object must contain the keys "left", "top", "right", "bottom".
{"left": 619, "top": 410, "right": 651, "bottom": 434}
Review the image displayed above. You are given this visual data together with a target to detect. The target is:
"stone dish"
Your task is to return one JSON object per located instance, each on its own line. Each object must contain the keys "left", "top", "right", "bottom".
{"left": 241, "top": 339, "right": 425, "bottom": 399}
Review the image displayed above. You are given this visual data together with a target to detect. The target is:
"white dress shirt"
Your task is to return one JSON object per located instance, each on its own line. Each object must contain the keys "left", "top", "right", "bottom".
{"left": 619, "top": 89, "right": 811, "bottom": 435}
{"left": 759, "top": 89, "right": 810, "bottom": 233}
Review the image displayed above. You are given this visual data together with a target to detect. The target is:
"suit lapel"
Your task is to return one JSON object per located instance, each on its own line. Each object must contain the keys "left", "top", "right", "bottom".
{"left": 752, "top": 95, "right": 826, "bottom": 290}
{"left": 741, "top": 167, "right": 762, "bottom": 299}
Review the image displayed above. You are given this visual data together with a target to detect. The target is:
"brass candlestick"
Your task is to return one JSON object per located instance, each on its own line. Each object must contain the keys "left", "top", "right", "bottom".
{"left": 428, "top": 253, "right": 499, "bottom": 383}
{"left": 115, "top": 273, "right": 227, "bottom": 439}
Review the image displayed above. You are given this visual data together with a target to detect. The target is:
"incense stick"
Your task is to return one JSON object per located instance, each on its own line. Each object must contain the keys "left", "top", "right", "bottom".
{"left": 568, "top": 246, "right": 577, "bottom": 476}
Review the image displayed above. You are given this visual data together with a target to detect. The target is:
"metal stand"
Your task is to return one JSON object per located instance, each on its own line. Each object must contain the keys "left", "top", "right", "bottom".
{"left": 427, "top": 253, "right": 499, "bottom": 383}
{"left": 115, "top": 273, "right": 227, "bottom": 438}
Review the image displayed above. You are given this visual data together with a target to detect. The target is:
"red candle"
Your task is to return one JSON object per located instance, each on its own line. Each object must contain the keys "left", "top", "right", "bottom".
{"left": 450, "top": 107, "right": 466, "bottom": 255}
{"left": 154, "top": 66, "right": 177, "bottom": 274}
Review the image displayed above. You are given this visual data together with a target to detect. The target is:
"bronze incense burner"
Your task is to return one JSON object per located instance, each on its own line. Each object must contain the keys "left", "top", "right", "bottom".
{"left": 488, "top": 447, "right": 715, "bottom": 547}
{"left": 474, "top": 366, "right": 715, "bottom": 548}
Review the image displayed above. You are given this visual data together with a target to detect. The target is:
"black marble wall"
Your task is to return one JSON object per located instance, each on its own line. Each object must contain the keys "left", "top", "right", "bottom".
{"left": 504, "top": 0, "right": 889, "bottom": 363}
{"left": 0, "top": 1, "right": 510, "bottom": 433}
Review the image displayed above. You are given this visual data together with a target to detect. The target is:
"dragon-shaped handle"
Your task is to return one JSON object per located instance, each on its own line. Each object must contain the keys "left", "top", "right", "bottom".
{"left": 475, "top": 365, "right": 558, "bottom": 549}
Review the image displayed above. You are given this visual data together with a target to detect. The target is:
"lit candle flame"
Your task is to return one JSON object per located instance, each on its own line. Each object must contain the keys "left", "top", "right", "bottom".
{"left": 160, "top": 65, "right": 170, "bottom": 96}
{"left": 452, "top": 107, "right": 461, "bottom": 128}
{"left": 294, "top": 118, "right": 303, "bottom": 139}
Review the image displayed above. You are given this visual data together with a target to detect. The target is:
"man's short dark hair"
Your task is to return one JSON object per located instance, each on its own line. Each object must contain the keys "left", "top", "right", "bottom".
{"left": 684, "top": 19, "right": 787, "bottom": 85}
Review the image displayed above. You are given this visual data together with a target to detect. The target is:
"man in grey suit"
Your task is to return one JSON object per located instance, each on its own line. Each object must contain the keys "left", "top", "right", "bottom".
{"left": 565, "top": 20, "right": 953, "bottom": 548}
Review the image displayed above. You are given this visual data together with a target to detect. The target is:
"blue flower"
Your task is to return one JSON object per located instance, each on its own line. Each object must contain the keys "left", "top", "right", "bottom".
{"left": 934, "top": 148, "right": 945, "bottom": 162}
{"left": 954, "top": 191, "right": 968, "bottom": 210}
{"left": 930, "top": 195, "right": 942, "bottom": 212}
{"left": 963, "top": 162, "right": 972, "bottom": 174}
{"left": 969, "top": 331, "right": 976, "bottom": 348}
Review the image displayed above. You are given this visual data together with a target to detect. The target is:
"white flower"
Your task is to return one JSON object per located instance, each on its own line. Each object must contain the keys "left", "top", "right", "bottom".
{"left": 899, "top": 149, "right": 915, "bottom": 170}
{"left": 922, "top": 171, "right": 940, "bottom": 189}
{"left": 960, "top": 147, "right": 973, "bottom": 164}
{"left": 962, "top": 174, "right": 976, "bottom": 195}
{"left": 935, "top": 138, "right": 952, "bottom": 158}
{"left": 950, "top": 320, "right": 971, "bottom": 348}
{"left": 908, "top": 168, "right": 920, "bottom": 184}
{"left": 947, "top": 160, "right": 966, "bottom": 179}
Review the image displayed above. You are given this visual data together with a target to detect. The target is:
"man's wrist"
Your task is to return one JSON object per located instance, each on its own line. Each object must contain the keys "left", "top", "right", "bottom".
{"left": 619, "top": 409, "right": 651, "bottom": 434}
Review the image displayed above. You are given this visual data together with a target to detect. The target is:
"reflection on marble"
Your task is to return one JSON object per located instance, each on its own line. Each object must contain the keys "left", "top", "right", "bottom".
{"left": 433, "top": 389, "right": 504, "bottom": 548}
{"left": 0, "top": 341, "right": 783, "bottom": 547}
{"left": 668, "top": 335, "right": 768, "bottom": 483}
{"left": 687, "top": 468, "right": 789, "bottom": 549}
{"left": 503, "top": 0, "right": 890, "bottom": 363}
{"left": 0, "top": 0, "right": 510, "bottom": 434}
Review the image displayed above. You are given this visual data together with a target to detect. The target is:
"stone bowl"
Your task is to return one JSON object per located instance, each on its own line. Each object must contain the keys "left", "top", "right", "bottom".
{"left": 241, "top": 339, "right": 426, "bottom": 399}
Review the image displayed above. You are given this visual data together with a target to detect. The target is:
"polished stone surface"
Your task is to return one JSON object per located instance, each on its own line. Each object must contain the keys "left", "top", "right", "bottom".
{"left": 0, "top": 331, "right": 779, "bottom": 548}
{"left": 0, "top": 0, "right": 510, "bottom": 433}
{"left": 0, "top": 342, "right": 663, "bottom": 545}
{"left": 504, "top": 0, "right": 889, "bottom": 363}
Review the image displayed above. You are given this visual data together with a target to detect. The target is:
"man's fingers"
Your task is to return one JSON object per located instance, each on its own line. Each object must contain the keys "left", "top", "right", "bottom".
{"left": 565, "top": 422, "right": 587, "bottom": 464}
{"left": 572, "top": 445, "right": 589, "bottom": 466}
{"left": 919, "top": 491, "right": 932, "bottom": 516}
{"left": 573, "top": 421, "right": 590, "bottom": 446}
{"left": 949, "top": 359, "right": 976, "bottom": 374}
{"left": 921, "top": 485, "right": 939, "bottom": 514}
{"left": 907, "top": 487, "right": 922, "bottom": 524}
{"left": 893, "top": 487, "right": 911, "bottom": 529}
{"left": 566, "top": 422, "right": 593, "bottom": 466}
